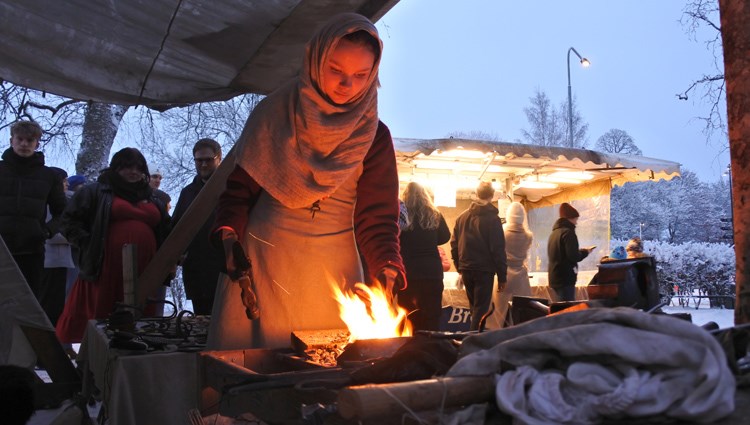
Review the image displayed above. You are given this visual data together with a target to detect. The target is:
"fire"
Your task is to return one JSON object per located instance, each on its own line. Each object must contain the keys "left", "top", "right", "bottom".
{"left": 333, "top": 281, "right": 412, "bottom": 342}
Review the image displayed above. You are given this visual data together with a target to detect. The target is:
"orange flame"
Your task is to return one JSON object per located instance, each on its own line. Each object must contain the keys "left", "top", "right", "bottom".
{"left": 333, "top": 281, "right": 412, "bottom": 342}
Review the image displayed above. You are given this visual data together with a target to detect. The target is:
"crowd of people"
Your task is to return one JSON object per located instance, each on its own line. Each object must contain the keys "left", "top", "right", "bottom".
{"left": 3, "top": 119, "right": 648, "bottom": 358}
{"left": 0, "top": 119, "right": 229, "bottom": 354}
{"left": 2, "top": 14, "right": 652, "bottom": 366}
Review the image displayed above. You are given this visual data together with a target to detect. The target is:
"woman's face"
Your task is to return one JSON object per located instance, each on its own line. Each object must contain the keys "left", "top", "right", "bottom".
{"left": 321, "top": 38, "right": 376, "bottom": 105}
{"left": 117, "top": 165, "right": 145, "bottom": 183}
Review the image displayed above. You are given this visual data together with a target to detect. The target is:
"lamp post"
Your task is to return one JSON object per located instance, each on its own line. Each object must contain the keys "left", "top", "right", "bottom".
{"left": 567, "top": 47, "right": 590, "bottom": 147}
{"left": 639, "top": 222, "right": 644, "bottom": 240}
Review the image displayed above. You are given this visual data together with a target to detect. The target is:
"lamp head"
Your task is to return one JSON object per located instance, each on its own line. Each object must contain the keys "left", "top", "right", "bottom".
{"left": 580, "top": 58, "right": 591, "bottom": 67}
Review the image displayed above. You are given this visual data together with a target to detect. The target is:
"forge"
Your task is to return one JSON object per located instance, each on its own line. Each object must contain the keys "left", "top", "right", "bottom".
{"left": 291, "top": 329, "right": 410, "bottom": 367}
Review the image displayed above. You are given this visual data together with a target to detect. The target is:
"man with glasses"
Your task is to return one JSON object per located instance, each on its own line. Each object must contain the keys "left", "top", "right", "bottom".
{"left": 172, "top": 138, "right": 222, "bottom": 314}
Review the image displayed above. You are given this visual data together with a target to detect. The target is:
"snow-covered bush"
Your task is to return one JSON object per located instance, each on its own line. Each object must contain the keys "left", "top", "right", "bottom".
{"left": 610, "top": 239, "right": 735, "bottom": 306}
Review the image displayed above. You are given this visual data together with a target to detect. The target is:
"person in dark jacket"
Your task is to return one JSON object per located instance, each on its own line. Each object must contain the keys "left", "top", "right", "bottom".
{"left": 398, "top": 182, "right": 451, "bottom": 331}
{"left": 450, "top": 181, "right": 507, "bottom": 331}
{"left": 0, "top": 121, "right": 67, "bottom": 299}
{"left": 171, "top": 138, "right": 223, "bottom": 315}
{"left": 547, "top": 202, "right": 593, "bottom": 302}
{"left": 56, "top": 148, "right": 171, "bottom": 343}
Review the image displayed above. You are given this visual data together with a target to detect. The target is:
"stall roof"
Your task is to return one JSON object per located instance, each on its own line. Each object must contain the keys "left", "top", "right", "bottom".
{"left": 0, "top": 0, "right": 398, "bottom": 109}
{"left": 394, "top": 138, "right": 681, "bottom": 203}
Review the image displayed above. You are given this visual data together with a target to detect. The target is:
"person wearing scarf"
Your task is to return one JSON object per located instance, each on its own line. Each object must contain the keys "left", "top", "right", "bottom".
{"left": 209, "top": 13, "right": 405, "bottom": 349}
{"left": 56, "top": 148, "right": 170, "bottom": 343}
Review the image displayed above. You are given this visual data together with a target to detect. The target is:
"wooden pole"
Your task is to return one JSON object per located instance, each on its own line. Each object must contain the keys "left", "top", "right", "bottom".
{"left": 719, "top": 0, "right": 750, "bottom": 325}
{"left": 135, "top": 148, "right": 236, "bottom": 308}
{"left": 337, "top": 377, "right": 495, "bottom": 420}
{"left": 122, "top": 243, "right": 137, "bottom": 306}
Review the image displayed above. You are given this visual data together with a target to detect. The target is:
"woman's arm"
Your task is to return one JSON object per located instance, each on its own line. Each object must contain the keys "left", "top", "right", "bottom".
{"left": 354, "top": 121, "right": 405, "bottom": 287}
{"left": 211, "top": 164, "right": 262, "bottom": 245}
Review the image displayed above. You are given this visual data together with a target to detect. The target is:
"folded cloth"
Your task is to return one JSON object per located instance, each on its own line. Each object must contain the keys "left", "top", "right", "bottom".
{"left": 447, "top": 307, "right": 735, "bottom": 424}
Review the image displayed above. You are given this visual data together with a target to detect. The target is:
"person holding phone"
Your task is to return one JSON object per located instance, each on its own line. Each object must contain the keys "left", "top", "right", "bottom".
{"left": 547, "top": 202, "right": 593, "bottom": 302}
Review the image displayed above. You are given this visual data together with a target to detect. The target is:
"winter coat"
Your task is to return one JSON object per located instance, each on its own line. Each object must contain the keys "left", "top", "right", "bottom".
{"left": 0, "top": 148, "right": 67, "bottom": 255}
{"left": 61, "top": 181, "right": 170, "bottom": 281}
{"left": 172, "top": 175, "right": 223, "bottom": 297}
{"left": 399, "top": 213, "right": 451, "bottom": 281}
{"left": 504, "top": 225, "right": 533, "bottom": 292}
{"left": 547, "top": 217, "right": 589, "bottom": 289}
{"left": 450, "top": 201, "right": 507, "bottom": 283}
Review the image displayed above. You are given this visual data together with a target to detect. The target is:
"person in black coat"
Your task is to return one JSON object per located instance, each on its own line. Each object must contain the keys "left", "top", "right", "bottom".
{"left": 0, "top": 121, "right": 67, "bottom": 298}
{"left": 450, "top": 181, "right": 507, "bottom": 331}
{"left": 171, "top": 138, "right": 223, "bottom": 315}
{"left": 547, "top": 202, "right": 593, "bottom": 302}
{"left": 398, "top": 182, "right": 451, "bottom": 331}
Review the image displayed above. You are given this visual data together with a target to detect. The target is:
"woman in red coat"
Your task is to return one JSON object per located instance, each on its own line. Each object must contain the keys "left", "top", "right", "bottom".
{"left": 56, "top": 148, "right": 170, "bottom": 343}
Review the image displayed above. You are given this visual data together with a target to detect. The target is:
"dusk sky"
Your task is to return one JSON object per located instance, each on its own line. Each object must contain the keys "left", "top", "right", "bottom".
{"left": 375, "top": 1, "right": 729, "bottom": 182}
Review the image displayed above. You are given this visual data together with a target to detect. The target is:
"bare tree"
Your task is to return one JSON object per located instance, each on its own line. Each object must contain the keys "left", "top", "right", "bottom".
{"left": 77, "top": 103, "right": 130, "bottom": 179}
{"left": 677, "top": 0, "right": 727, "bottom": 145}
{"left": 446, "top": 130, "right": 501, "bottom": 141}
{"left": 131, "top": 94, "right": 262, "bottom": 195}
{"left": 1, "top": 82, "right": 85, "bottom": 160}
{"left": 0, "top": 82, "right": 129, "bottom": 180}
{"left": 595, "top": 129, "right": 643, "bottom": 155}
{"left": 559, "top": 96, "right": 590, "bottom": 148}
{"left": 719, "top": 0, "right": 750, "bottom": 324}
{"left": 521, "top": 89, "right": 566, "bottom": 146}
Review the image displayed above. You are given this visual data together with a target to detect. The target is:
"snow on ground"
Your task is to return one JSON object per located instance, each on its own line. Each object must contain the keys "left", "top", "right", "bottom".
{"left": 662, "top": 304, "right": 735, "bottom": 329}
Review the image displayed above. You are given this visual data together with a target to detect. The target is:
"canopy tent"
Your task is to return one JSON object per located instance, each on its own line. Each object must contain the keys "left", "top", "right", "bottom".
{"left": 0, "top": 0, "right": 398, "bottom": 108}
{"left": 393, "top": 137, "right": 681, "bottom": 207}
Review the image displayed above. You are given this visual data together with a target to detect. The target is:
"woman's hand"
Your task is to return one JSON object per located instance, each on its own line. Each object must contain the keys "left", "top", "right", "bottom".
{"left": 376, "top": 265, "right": 406, "bottom": 295}
{"left": 220, "top": 228, "right": 242, "bottom": 279}
{"left": 377, "top": 266, "right": 399, "bottom": 294}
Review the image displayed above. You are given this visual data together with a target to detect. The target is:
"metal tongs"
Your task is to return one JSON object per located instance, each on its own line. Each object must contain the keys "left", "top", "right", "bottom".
{"left": 225, "top": 236, "right": 260, "bottom": 320}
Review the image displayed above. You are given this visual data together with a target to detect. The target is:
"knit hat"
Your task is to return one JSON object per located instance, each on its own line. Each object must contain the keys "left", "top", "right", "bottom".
{"left": 626, "top": 237, "right": 644, "bottom": 254}
{"left": 610, "top": 246, "right": 627, "bottom": 260}
{"left": 68, "top": 175, "right": 86, "bottom": 190}
{"left": 559, "top": 202, "right": 579, "bottom": 219}
{"left": 505, "top": 202, "right": 526, "bottom": 226}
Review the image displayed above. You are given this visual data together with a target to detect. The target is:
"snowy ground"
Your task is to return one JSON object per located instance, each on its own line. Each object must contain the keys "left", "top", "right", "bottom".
{"left": 662, "top": 303, "right": 736, "bottom": 329}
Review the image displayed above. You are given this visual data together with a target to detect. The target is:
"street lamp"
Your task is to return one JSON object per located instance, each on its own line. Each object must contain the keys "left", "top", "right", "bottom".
{"left": 567, "top": 47, "right": 590, "bottom": 147}
{"left": 639, "top": 222, "right": 644, "bottom": 240}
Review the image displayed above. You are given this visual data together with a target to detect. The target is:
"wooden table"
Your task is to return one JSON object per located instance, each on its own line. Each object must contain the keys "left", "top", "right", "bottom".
{"left": 78, "top": 320, "right": 199, "bottom": 425}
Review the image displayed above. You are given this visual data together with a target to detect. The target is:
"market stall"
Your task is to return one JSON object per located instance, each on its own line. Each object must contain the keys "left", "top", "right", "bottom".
{"left": 394, "top": 137, "right": 681, "bottom": 273}
{"left": 394, "top": 138, "right": 680, "bottom": 328}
